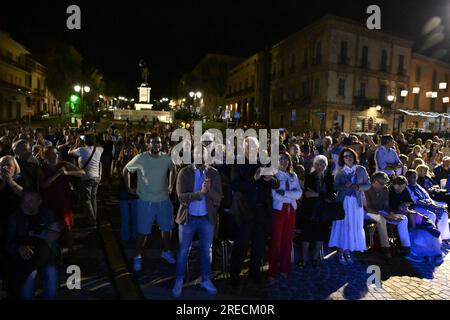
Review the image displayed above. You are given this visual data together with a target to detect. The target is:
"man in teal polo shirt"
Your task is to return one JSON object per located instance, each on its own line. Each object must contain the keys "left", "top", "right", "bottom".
{"left": 123, "top": 132, "right": 176, "bottom": 272}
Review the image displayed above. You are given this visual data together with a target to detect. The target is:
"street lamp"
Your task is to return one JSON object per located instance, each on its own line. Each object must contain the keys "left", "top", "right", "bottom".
{"left": 189, "top": 91, "right": 202, "bottom": 114}
{"left": 387, "top": 90, "right": 408, "bottom": 135}
{"left": 74, "top": 85, "right": 91, "bottom": 118}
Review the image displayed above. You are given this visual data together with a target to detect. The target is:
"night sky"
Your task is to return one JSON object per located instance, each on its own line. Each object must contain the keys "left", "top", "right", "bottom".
{"left": 1, "top": 0, "right": 450, "bottom": 98}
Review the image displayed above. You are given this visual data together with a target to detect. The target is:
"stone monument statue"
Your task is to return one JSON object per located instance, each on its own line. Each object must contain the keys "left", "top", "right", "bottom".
{"left": 139, "top": 59, "right": 149, "bottom": 84}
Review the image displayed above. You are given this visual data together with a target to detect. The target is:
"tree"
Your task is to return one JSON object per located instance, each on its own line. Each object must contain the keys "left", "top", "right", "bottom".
{"left": 41, "top": 44, "right": 83, "bottom": 105}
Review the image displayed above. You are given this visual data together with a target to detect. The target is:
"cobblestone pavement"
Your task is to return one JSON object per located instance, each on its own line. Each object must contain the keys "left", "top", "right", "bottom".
{"left": 101, "top": 185, "right": 450, "bottom": 300}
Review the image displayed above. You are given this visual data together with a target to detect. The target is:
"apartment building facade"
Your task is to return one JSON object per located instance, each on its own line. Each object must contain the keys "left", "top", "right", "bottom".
{"left": 0, "top": 31, "right": 58, "bottom": 122}
{"left": 225, "top": 50, "right": 271, "bottom": 125}
{"left": 407, "top": 53, "right": 450, "bottom": 132}
{"left": 269, "top": 15, "right": 414, "bottom": 133}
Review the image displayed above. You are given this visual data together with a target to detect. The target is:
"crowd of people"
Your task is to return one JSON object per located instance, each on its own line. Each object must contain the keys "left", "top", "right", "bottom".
{"left": 0, "top": 123, "right": 449, "bottom": 299}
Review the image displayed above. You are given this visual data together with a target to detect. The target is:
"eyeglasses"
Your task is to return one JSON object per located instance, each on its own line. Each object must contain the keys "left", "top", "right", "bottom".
{"left": 343, "top": 154, "right": 353, "bottom": 159}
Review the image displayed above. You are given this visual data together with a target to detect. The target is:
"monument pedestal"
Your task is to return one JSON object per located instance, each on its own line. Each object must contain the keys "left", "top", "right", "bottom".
{"left": 136, "top": 83, "right": 153, "bottom": 110}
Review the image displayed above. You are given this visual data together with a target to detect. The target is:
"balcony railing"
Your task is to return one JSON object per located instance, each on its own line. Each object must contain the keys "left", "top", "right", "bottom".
{"left": 360, "top": 61, "right": 371, "bottom": 70}
{"left": 313, "top": 56, "right": 322, "bottom": 65}
{"left": 273, "top": 96, "right": 312, "bottom": 109}
{"left": 0, "top": 54, "right": 32, "bottom": 72}
{"left": 398, "top": 68, "right": 407, "bottom": 76}
{"left": 338, "top": 56, "right": 350, "bottom": 66}
{"left": 353, "top": 96, "right": 372, "bottom": 107}
{"left": 379, "top": 64, "right": 389, "bottom": 73}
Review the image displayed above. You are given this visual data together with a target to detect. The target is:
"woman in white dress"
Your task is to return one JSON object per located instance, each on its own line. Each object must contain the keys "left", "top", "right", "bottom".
{"left": 329, "top": 148, "right": 371, "bottom": 265}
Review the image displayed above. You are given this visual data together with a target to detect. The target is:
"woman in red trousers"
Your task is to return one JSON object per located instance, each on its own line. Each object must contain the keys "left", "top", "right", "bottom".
{"left": 269, "top": 152, "right": 302, "bottom": 282}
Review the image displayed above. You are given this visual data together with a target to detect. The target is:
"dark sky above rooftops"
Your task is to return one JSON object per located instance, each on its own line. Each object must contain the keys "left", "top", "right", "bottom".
{"left": 1, "top": 0, "right": 450, "bottom": 98}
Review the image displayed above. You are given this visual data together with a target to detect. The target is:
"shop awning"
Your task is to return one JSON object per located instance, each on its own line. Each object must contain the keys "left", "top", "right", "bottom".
{"left": 398, "top": 109, "right": 450, "bottom": 119}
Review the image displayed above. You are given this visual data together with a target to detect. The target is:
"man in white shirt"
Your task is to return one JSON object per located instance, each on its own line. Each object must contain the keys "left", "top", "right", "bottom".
{"left": 69, "top": 134, "right": 104, "bottom": 226}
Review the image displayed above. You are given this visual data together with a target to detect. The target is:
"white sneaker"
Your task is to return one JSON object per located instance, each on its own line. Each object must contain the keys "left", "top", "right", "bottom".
{"left": 133, "top": 256, "right": 142, "bottom": 272}
{"left": 161, "top": 250, "right": 176, "bottom": 264}
{"left": 172, "top": 278, "right": 183, "bottom": 298}
{"left": 201, "top": 279, "right": 218, "bottom": 295}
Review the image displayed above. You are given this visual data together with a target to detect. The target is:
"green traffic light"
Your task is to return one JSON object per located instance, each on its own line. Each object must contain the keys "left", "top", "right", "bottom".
{"left": 70, "top": 95, "right": 79, "bottom": 103}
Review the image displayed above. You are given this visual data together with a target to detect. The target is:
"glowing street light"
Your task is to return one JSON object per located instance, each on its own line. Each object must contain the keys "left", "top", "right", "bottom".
{"left": 73, "top": 84, "right": 91, "bottom": 117}
{"left": 188, "top": 91, "right": 202, "bottom": 114}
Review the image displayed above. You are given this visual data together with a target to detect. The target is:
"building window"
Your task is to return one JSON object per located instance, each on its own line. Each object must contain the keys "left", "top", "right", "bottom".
{"left": 7, "top": 101, "right": 13, "bottom": 118}
{"left": 301, "top": 81, "right": 308, "bottom": 97}
{"left": 315, "top": 41, "right": 322, "bottom": 65}
{"left": 277, "top": 88, "right": 284, "bottom": 102}
{"left": 380, "top": 50, "right": 388, "bottom": 72}
{"left": 338, "top": 79, "right": 346, "bottom": 96}
{"left": 288, "top": 87, "right": 294, "bottom": 100}
{"left": 26, "top": 75, "right": 32, "bottom": 88}
{"left": 314, "top": 79, "right": 320, "bottom": 96}
{"left": 280, "top": 59, "right": 285, "bottom": 76}
{"left": 432, "top": 70, "right": 437, "bottom": 90}
{"left": 398, "top": 55, "right": 405, "bottom": 75}
{"left": 379, "top": 84, "right": 387, "bottom": 101}
{"left": 362, "top": 46, "right": 369, "bottom": 68}
{"left": 416, "top": 66, "right": 421, "bottom": 82}
{"left": 303, "top": 48, "right": 308, "bottom": 68}
{"left": 398, "top": 87, "right": 405, "bottom": 103}
{"left": 414, "top": 94, "right": 420, "bottom": 110}
{"left": 290, "top": 54, "right": 296, "bottom": 73}
{"left": 245, "top": 78, "right": 249, "bottom": 89}
{"left": 359, "top": 83, "right": 366, "bottom": 97}
{"left": 430, "top": 98, "right": 436, "bottom": 111}
{"left": 340, "top": 41, "right": 348, "bottom": 65}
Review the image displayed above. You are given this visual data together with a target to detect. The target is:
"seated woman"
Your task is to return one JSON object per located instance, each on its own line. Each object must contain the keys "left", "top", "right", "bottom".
{"left": 298, "top": 155, "right": 333, "bottom": 268}
{"left": 405, "top": 170, "right": 450, "bottom": 242}
{"left": 416, "top": 164, "right": 450, "bottom": 210}
{"left": 389, "top": 176, "right": 443, "bottom": 265}
{"left": 407, "top": 145, "right": 422, "bottom": 169}
{"left": 411, "top": 158, "right": 426, "bottom": 171}
{"left": 422, "top": 142, "right": 444, "bottom": 172}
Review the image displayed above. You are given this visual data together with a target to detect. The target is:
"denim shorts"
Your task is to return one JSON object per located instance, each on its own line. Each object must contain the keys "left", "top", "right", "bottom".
{"left": 136, "top": 199, "right": 174, "bottom": 235}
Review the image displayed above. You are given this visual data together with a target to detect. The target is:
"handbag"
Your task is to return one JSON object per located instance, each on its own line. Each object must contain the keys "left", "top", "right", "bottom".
{"left": 317, "top": 199, "right": 345, "bottom": 222}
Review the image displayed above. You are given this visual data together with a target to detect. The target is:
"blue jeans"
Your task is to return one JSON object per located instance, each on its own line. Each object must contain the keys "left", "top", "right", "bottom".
{"left": 175, "top": 216, "right": 214, "bottom": 280}
{"left": 119, "top": 200, "right": 138, "bottom": 241}
{"left": 22, "top": 264, "right": 58, "bottom": 300}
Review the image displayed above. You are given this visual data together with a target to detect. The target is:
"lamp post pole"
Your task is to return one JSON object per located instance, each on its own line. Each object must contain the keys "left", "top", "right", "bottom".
{"left": 74, "top": 85, "right": 91, "bottom": 120}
